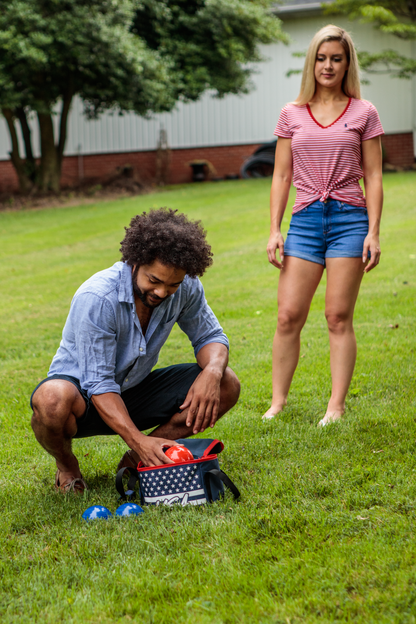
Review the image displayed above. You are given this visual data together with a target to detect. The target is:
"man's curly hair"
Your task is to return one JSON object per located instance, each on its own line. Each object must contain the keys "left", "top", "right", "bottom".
{"left": 120, "top": 208, "right": 213, "bottom": 277}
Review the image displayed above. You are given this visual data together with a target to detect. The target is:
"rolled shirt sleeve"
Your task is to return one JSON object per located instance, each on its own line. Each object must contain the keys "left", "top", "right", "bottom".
{"left": 177, "top": 278, "right": 229, "bottom": 354}
{"left": 274, "top": 105, "right": 293, "bottom": 139}
{"left": 362, "top": 103, "right": 384, "bottom": 141}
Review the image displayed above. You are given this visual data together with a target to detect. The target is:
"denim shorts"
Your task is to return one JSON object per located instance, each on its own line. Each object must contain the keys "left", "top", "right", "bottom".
{"left": 284, "top": 199, "right": 369, "bottom": 266}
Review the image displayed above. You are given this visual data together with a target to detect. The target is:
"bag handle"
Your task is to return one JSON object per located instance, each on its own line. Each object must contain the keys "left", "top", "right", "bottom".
{"left": 202, "top": 439, "right": 224, "bottom": 458}
{"left": 116, "top": 466, "right": 139, "bottom": 501}
{"left": 204, "top": 469, "right": 240, "bottom": 502}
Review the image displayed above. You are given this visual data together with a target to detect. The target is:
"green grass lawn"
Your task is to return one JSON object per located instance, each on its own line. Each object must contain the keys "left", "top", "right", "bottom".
{"left": 0, "top": 174, "right": 415, "bottom": 623}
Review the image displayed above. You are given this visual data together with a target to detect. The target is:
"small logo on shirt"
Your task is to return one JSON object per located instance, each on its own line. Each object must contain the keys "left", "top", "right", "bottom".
{"left": 344, "top": 123, "right": 348, "bottom": 127}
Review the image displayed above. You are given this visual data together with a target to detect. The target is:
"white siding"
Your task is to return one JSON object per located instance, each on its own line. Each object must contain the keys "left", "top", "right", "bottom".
{"left": 0, "top": 14, "right": 413, "bottom": 160}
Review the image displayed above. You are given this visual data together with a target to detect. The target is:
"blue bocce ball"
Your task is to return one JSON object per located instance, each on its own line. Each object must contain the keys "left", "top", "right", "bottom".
{"left": 82, "top": 505, "right": 113, "bottom": 521}
{"left": 115, "top": 503, "right": 144, "bottom": 517}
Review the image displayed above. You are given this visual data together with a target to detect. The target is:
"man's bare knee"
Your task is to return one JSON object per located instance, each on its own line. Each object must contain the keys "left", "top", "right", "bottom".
{"left": 31, "top": 381, "right": 84, "bottom": 430}
{"left": 219, "top": 367, "right": 240, "bottom": 414}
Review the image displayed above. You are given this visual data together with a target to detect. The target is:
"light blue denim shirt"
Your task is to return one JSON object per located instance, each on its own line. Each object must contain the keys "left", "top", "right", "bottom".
{"left": 48, "top": 261, "right": 229, "bottom": 398}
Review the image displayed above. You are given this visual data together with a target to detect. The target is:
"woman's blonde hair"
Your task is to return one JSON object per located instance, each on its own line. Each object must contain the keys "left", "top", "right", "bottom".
{"left": 294, "top": 24, "right": 361, "bottom": 105}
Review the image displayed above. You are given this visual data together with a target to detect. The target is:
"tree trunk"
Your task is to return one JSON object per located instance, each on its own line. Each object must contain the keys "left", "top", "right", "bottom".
{"left": 37, "top": 92, "right": 73, "bottom": 192}
{"left": 37, "top": 112, "right": 60, "bottom": 192}
{"left": 58, "top": 91, "right": 73, "bottom": 166}
{"left": 16, "top": 107, "right": 37, "bottom": 175}
{"left": 4, "top": 93, "right": 73, "bottom": 194}
{"left": 2, "top": 107, "right": 33, "bottom": 193}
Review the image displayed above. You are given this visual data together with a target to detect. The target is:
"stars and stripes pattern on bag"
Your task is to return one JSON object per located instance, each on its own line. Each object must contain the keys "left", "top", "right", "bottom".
{"left": 115, "top": 439, "right": 241, "bottom": 507}
{"left": 140, "top": 463, "right": 207, "bottom": 506}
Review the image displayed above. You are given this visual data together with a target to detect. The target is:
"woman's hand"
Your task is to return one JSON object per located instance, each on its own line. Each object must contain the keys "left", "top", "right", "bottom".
{"left": 362, "top": 136, "right": 383, "bottom": 274}
{"left": 363, "top": 233, "right": 381, "bottom": 272}
{"left": 267, "top": 231, "right": 285, "bottom": 269}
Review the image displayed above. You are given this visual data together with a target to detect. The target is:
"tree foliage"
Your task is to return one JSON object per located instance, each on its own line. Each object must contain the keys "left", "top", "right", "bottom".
{"left": 0, "top": 0, "right": 287, "bottom": 192}
{"left": 133, "top": 0, "right": 286, "bottom": 100}
{"left": 325, "top": 0, "right": 416, "bottom": 78}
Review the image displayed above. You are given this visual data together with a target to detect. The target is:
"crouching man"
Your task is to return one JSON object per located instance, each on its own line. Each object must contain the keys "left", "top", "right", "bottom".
{"left": 31, "top": 208, "right": 240, "bottom": 493}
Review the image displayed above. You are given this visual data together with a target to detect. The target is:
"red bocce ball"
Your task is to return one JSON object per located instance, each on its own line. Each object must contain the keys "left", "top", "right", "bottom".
{"left": 164, "top": 445, "right": 194, "bottom": 463}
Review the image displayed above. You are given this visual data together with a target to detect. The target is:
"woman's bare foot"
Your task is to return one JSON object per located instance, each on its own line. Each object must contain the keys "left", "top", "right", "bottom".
{"left": 317, "top": 410, "right": 344, "bottom": 427}
{"left": 262, "top": 402, "right": 286, "bottom": 421}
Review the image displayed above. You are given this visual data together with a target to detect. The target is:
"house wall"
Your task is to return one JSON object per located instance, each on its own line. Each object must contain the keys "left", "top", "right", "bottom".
{"left": 382, "top": 133, "right": 415, "bottom": 168}
{"left": 0, "top": 14, "right": 414, "bottom": 192}
{"left": 59, "top": 143, "right": 263, "bottom": 187}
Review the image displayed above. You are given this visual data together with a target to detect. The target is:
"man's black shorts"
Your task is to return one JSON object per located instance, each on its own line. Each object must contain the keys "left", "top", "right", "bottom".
{"left": 30, "top": 363, "right": 202, "bottom": 438}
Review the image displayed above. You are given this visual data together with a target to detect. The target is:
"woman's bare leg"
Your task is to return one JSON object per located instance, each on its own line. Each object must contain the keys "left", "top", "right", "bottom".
{"left": 319, "top": 257, "right": 364, "bottom": 426}
{"left": 262, "top": 256, "right": 324, "bottom": 420}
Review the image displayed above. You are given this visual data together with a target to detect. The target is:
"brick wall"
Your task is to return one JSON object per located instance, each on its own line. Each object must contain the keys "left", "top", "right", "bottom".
{"left": 0, "top": 133, "right": 414, "bottom": 193}
{"left": 381, "top": 132, "right": 414, "bottom": 168}
{"left": 0, "top": 160, "right": 19, "bottom": 193}
{"left": 58, "top": 142, "right": 262, "bottom": 188}
{"left": 0, "top": 143, "right": 261, "bottom": 193}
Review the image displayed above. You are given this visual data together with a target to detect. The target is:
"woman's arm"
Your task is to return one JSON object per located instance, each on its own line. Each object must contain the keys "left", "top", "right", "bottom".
{"left": 362, "top": 136, "right": 383, "bottom": 273}
{"left": 267, "top": 138, "right": 293, "bottom": 269}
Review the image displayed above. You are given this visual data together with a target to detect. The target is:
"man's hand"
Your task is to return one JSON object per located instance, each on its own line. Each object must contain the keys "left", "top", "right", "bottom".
{"left": 135, "top": 436, "right": 177, "bottom": 467}
{"left": 91, "top": 393, "right": 177, "bottom": 467}
{"left": 180, "top": 368, "right": 222, "bottom": 435}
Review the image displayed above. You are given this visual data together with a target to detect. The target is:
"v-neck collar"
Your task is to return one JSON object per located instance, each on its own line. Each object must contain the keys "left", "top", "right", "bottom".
{"left": 306, "top": 98, "right": 351, "bottom": 129}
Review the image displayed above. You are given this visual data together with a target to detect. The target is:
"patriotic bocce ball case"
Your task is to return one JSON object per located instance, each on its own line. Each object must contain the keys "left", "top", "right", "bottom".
{"left": 116, "top": 438, "right": 240, "bottom": 507}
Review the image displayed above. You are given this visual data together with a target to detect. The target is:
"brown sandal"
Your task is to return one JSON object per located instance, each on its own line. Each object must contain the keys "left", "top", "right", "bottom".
{"left": 117, "top": 450, "right": 139, "bottom": 472}
{"left": 55, "top": 470, "right": 88, "bottom": 494}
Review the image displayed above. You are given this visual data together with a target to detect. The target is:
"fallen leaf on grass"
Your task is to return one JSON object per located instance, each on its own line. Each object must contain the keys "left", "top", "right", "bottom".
{"left": 356, "top": 516, "right": 369, "bottom": 520}
{"left": 373, "top": 449, "right": 383, "bottom": 454}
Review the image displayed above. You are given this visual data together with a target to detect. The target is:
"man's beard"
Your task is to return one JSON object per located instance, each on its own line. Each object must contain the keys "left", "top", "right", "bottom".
{"left": 132, "top": 266, "right": 164, "bottom": 309}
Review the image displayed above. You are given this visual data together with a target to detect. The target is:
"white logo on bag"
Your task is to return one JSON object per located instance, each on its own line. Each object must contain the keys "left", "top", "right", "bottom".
{"left": 160, "top": 492, "right": 190, "bottom": 506}
{"left": 145, "top": 489, "right": 206, "bottom": 506}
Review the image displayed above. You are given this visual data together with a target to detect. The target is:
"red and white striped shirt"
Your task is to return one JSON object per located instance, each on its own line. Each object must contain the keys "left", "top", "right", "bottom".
{"left": 274, "top": 98, "right": 384, "bottom": 213}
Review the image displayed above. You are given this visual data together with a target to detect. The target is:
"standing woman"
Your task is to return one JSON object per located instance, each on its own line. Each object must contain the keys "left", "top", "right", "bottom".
{"left": 263, "top": 25, "right": 384, "bottom": 426}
